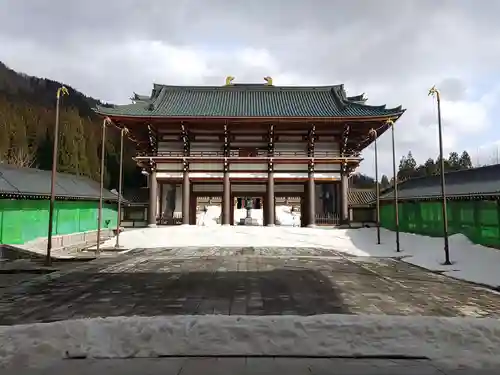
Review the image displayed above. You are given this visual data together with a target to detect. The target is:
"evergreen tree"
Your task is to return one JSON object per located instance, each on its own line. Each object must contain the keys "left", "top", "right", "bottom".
{"left": 406, "top": 151, "right": 417, "bottom": 171}
{"left": 350, "top": 173, "right": 376, "bottom": 188}
{"left": 459, "top": 151, "right": 473, "bottom": 169}
{"left": 435, "top": 155, "right": 451, "bottom": 174}
{"left": 397, "top": 151, "right": 417, "bottom": 181}
{"left": 380, "top": 175, "right": 390, "bottom": 189}
{"left": 423, "top": 158, "right": 436, "bottom": 176}
{"left": 448, "top": 151, "right": 460, "bottom": 170}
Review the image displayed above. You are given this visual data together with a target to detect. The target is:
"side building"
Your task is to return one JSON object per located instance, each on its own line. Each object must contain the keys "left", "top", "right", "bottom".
{"left": 95, "top": 78, "right": 404, "bottom": 227}
{"left": 0, "top": 163, "right": 119, "bottom": 245}
{"left": 379, "top": 164, "right": 500, "bottom": 248}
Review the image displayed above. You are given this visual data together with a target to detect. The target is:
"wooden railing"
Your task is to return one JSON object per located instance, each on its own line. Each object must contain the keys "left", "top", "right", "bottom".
{"left": 154, "top": 150, "right": 342, "bottom": 158}
{"left": 315, "top": 213, "right": 340, "bottom": 226}
{"left": 157, "top": 210, "right": 341, "bottom": 226}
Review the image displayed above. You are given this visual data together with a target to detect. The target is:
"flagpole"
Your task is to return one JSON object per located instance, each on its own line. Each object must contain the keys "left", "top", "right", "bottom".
{"left": 429, "top": 86, "right": 451, "bottom": 265}
{"left": 46, "top": 86, "right": 68, "bottom": 266}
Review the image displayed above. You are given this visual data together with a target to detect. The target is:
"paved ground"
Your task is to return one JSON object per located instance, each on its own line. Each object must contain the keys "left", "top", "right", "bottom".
{"left": 9, "top": 357, "right": 488, "bottom": 375}
{"left": 1, "top": 247, "right": 500, "bottom": 324}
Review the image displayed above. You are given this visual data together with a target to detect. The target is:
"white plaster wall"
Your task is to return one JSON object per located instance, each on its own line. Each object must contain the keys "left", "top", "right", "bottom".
{"left": 190, "top": 142, "right": 222, "bottom": 155}
{"left": 315, "top": 141, "right": 340, "bottom": 156}
{"left": 275, "top": 142, "right": 307, "bottom": 156}
{"left": 158, "top": 141, "right": 183, "bottom": 154}
{"left": 157, "top": 162, "right": 183, "bottom": 171}
{"left": 230, "top": 163, "right": 267, "bottom": 171}
{"left": 190, "top": 162, "right": 224, "bottom": 171}
{"left": 315, "top": 164, "right": 341, "bottom": 172}
{"left": 274, "top": 164, "right": 308, "bottom": 172}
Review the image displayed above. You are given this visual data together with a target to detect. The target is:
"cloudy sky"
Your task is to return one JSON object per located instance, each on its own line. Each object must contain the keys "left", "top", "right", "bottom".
{"left": 1, "top": 0, "right": 500, "bottom": 176}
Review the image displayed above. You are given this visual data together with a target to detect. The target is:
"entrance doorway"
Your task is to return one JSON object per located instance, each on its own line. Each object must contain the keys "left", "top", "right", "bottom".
{"left": 195, "top": 195, "right": 221, "bottom": 225}
{"left": 235, "top": 197, "right": 262, "bottom": 210}
{"left": 233, "top": 195, "right": 264, "bottom": 226}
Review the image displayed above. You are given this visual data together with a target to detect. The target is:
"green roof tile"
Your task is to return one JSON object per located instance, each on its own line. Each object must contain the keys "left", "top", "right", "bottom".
{"left": 96, "top": 83, "right": 404, "bottom": 118}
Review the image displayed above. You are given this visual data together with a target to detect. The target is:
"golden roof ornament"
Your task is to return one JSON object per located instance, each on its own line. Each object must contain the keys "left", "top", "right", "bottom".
{"left": 225, "top": 76, "right": 235, "bottom": 86}
{"left": 264, "top": 76, "right": 273, "bottom": 86}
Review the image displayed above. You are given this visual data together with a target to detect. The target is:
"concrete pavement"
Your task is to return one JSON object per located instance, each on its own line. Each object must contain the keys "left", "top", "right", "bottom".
{"left": 1, "top": 247, "right": 500, "bottom": 324}
{"left": 8, "top": 357, "right": 495, "bottom": 374}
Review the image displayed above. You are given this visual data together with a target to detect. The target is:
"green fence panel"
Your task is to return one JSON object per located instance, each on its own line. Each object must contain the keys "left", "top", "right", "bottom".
{"left": 380, "top": 199, "right": 500, "bottom": 248}
{"left": 78, "top": 202, "right": 98, "bottom": 232}
{"left": 0, "top": 199, "right": 118, "bottom": 245}
{"left": 0, "top": 200, "right": 24, "bottom": 244}
{"left": 56, "top": 201, "right": 80, "bottom": 235}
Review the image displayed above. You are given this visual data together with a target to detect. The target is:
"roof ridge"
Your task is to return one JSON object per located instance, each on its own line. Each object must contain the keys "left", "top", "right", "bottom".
{"left": 151, "top": 83, "right": 344, "bottom": 91}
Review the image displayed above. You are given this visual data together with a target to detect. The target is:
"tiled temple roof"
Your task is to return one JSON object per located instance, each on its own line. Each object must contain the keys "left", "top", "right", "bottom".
{"left": 96, "top": 83, "right": 404, "bottom": 119}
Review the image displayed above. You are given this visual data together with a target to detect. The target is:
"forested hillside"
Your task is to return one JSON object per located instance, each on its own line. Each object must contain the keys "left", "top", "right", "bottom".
{"left": 351, "top": 150, "right": 475, "bottom": 190}
{"left": 0, "top": 61, "right": 143, "bottom": 190}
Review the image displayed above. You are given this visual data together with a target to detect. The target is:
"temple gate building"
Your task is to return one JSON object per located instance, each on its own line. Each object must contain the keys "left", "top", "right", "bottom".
{"left": 95, "top": 77, "right": 404, "bottom": 227}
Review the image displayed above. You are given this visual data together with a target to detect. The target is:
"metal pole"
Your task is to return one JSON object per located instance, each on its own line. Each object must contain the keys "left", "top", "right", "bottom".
{"left": 370, "top": 129, "right": 381, "bottom": 244}
{"left": 430, "top": 87, "right": 451, "bottom": 265}
{"left": 46, "top": 86, "right": 68, "bottom": 267}
{"left": 96, "top": 118, "right": 108, "bottom": 255}
{"left": 388, "top": 119, "right": 400, "bottom": 252}
{"left": 114, "top": 127, "right": 126, "bottom": 249}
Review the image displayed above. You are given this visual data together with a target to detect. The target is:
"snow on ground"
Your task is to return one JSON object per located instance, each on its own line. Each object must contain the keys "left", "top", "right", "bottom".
{"left": 1, "top": 314, "right": 500, "bottom": 369}
{"left": 101, "top": 225, "right": 500, "bottom": 289}
{"left": 195, "top": 205, "right": 299, "bottom": 226}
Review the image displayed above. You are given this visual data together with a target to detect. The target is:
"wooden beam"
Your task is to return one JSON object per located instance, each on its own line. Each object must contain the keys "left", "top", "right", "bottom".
{"left": 307, "top": 124, "right": 316, "bottom": 158}
{"left": 268, "top": 124, "right": 275, "bottom": 157}
{"left": 223, "top": 122, "right": 230, "bottom": 157}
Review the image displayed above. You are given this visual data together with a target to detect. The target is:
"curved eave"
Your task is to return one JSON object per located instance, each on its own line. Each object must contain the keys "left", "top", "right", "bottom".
{"left": 347, "top": 93, "right": 367, "bottom": 103}
{"left": 93, "top": 109, "right": 406, "bottom": 122}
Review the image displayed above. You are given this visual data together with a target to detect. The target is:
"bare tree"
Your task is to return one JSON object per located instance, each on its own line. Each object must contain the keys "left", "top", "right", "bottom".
{"left": 7, "top": 147, "right": 36, "bottom": 168}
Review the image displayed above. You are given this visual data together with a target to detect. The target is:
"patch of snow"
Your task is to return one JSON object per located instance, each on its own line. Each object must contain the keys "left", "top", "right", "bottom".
{"left": 276, "top": 205, "right": 300, "bottom": 226}
{"left": 196, "top": 205, "right": 221, "bottom": 226}
{"left": 1, "top": 315, "right": 500, "bottom": 370}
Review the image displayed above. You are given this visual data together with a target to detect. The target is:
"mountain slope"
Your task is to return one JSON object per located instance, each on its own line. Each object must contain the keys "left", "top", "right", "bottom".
{"left": 0, "top": 61, "right": 142, "bottom": 191}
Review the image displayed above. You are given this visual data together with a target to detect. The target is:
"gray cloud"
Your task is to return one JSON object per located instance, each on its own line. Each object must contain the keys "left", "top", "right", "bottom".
{"left": 1, "top": 0, "right": 499, "bottom": 176}
{"left": 438, "top": 78, "right": 467, "bottom": 101}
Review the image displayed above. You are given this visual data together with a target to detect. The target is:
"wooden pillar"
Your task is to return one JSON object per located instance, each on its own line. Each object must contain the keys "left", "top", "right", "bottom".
{"left": 335, "top": 183, "right": 340, "bottom": 218}
{"left": 307, "top": 166, "right": 316, "bottom": 227}
{"left": 262, "top": 197, "right": 267, "bottom": 226}
{"left": 340, "top": 170, "right": 349, "bottom": 224}
{"left": 306, "top": 125, "right": 316, "bottom": 227}
{"left": 158, "top": 183, "right": 164, "bottom": 223}
{"left": 266, "top": 168, "right": 275, "bottom": 226}
{"left": 148, "top": 168, "right": 158, "bottom": 227}
{"left": 266, "top": 124, "right": 275, "bottom": 226}
{"left": 182, "top": 163, "right": 190, "bottom": 225}
{"left": 222, "top": 163, "right": 231, "bottom": 225}
{"left": 300, "top": 195, "right": 306, "bottom": 227}
{"left": 189, "top": 192, "right": 197, "bottom": 225}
